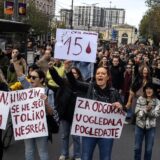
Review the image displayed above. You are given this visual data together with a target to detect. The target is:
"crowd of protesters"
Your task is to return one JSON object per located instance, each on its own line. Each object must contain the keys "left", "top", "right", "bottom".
{"left": 0, "top": 39, "right": 160, "bottom": 160}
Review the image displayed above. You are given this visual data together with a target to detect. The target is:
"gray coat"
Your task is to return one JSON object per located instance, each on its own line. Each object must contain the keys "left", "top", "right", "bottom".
{"left": 135, "top": 96, "right": 160, "bottom": 129}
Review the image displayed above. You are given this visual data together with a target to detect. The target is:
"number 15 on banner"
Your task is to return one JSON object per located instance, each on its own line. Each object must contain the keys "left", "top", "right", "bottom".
{"left": 54, "top": 29, "right": 98, "bottom": 63}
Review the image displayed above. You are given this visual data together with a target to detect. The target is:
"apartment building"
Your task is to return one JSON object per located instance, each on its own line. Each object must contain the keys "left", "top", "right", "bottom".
{"left": 60, "top": 9, "right": 72, "bottom": 28}
{"left": 27, "top": 0, "right": 56, "bottom": 16}
{"left": 73, "top": 5, "right": 125, "bottom": 29}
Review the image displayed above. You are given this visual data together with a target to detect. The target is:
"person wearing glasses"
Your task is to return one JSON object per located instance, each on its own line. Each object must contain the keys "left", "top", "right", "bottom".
{"left": 13, "top": 60, "right": 54, "bottom": 160}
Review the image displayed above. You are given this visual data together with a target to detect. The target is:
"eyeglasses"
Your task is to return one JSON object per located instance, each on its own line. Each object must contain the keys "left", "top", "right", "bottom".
{"left": 29, "top": 75, "right": 39, "bottom": 80}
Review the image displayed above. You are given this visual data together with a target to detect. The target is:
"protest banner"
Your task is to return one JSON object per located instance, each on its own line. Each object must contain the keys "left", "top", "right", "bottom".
{"left": 54, "top": 29, "right": 98, "bottom": 63}
{"left": 71, "top": 97, "right": 126, "bottom": 138}
{"left": 10, "top": 87, "right": 48, "bottom": 140}
{"left": 0, "top": 91, "right": 10, "bottom": 130}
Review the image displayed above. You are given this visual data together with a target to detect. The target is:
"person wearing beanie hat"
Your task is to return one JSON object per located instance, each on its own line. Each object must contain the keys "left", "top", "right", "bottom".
{"left": 143, "top": 82, "right": 155, "bottom": 93}
{"left": 134, "top": 82, "right": 160, "bottom": 160}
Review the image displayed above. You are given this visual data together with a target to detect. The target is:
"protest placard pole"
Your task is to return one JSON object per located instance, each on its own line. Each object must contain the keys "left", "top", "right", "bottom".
{"left": 13, "top": 0, "right": 18, "bottom": 21}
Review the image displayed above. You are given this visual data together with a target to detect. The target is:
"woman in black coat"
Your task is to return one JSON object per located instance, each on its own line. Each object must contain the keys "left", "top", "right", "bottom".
{"left": 49, "top": 65, "right": 83, "bottom": 160}
{"left": 64, "top": 61, "right": 123, "bottom": 160}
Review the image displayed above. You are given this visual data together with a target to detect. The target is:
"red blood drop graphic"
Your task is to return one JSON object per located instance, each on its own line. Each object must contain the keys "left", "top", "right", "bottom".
{"left": 86, "top": 42, "right": 91, "bottom": 54}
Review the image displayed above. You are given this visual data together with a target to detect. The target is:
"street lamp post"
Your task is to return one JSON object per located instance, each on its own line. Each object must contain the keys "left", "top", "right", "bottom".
{"left": 70, "top": 0, "right": 74, "bottom": 29}
{"left": 13, "top": 0, "right": 18, "bottom": 21}
{"left": 107, "top": 1, "right": 112, "bottom": 40}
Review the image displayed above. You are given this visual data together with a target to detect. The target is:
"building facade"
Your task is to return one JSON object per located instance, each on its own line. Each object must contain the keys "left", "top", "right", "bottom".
{"left": 27, "top": 0, "right": 56, "bottom": 16}
{"left": 106, "top": 24, "right": 138, "bottom": 46}
{"left": 103, "top": 8, "right": 125, "bottom": 28}
{"left": 73, "top": 6, "right": 125, "bottom": 29}
{"left": 60, "top": 9, "right": 72, "bottom": 28}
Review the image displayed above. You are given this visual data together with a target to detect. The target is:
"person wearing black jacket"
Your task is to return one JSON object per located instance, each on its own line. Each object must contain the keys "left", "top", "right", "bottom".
{"left": 0, "top": 71, "right": 9, "bottom": 160}
{"left": 65, "top": 62, "right": 123, "bottom": 160}
{"left": 49, "top": 65, "right": 83, "bottom": 160}
{"left": 110, "top": 56, "right": 125, "bottom": 92}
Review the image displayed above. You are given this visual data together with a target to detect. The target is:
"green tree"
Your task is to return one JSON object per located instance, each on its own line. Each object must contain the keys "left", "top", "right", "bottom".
{"left": 145, "top": 0, "right": 160, "bottom": 6}
{"left": 0, "top": 0, "right": 4, "bottom": 18}
{"left": 24, "top": 0, "right": 51, "bottom": 36}
{"left": 139, "top": 5, "right": 160, "bottom": 46}
{"left": 98, "top": 33, "right": 104, "bottom": 39}
{"left": 51, "top": 20, "right": 66, "bottom": 37}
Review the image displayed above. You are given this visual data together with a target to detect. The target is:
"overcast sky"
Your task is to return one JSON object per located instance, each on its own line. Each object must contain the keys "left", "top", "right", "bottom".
{"left": 56, "top": 0, "right": 148, "bottom": 28}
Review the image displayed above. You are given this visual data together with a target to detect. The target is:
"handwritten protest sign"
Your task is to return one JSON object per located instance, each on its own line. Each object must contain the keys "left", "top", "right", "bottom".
{"left": 71, "top": 97, "right": 126, "bottom": 138}
{"left": 54, "top": 29, "right": 98, "bottom": 63}
{"left": 0, "top": 91, "right": 10, "bottom": 130}
{"left": 10, "top": 88, "right": 48, "bottom": 140}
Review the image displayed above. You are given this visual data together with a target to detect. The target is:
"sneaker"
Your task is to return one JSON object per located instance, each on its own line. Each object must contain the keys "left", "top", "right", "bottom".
{"left": 124, "top": 120, "right": 129, "bottom": 124}
{"left": 59, "top": 155, "right": 66, "bottom": 160}
{"left": 124, "top": 118, "right": 132, "bottom": 124}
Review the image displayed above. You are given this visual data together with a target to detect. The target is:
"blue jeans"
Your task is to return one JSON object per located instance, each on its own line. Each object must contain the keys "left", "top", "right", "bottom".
{"left": 24, "top": 137, "right": 49, "bottom": 160}
{"left": 60, "top": 120, "right": 81, "bottom": 158}
{"left": 82, "top": 137, "right": 114, "bottom": 160}
{"left": 126, "top": 108, "right": 133, "bottom": 119}
{"left": 134, "top": 126, "right": 155, "bottom": 160}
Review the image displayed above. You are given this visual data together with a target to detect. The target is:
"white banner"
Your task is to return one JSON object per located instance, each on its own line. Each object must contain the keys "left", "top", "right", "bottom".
{"left": 10, "top": 88, "right": 48, "bottom": 140}
{"left": 54, "top": 29, "right": 98, "bottom": 63}
{"left": 0, "top": 91, "right": 10, "bottom": 130}
{"left": 71, "top": 97, "right": 126, "bottom": 139}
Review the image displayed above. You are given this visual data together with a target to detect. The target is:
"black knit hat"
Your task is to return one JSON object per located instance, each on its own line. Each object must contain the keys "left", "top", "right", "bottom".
{"left": 143, "top": 82, "right": 155, "bottom": 92}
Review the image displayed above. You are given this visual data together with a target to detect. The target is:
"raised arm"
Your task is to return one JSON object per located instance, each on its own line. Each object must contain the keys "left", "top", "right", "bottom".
{"left": 13, "top": 60, "right": 31, "bottom": 89}
{"left": 66, "top": 70, "right": 89, "bottom": 93}
{"left": 49, "top": 66, "right": 64, "bottom": 86}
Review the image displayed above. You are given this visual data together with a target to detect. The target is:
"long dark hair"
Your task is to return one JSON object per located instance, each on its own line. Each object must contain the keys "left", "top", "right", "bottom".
{"left": 71, "top": 67, "right": 84, "bottom": 81}
{"left": 143, "top": 83, "right": 156, "bottom": 98}
{"left": 34, "top": 69, "right": 46, "bottom": 84}
{"left": 131, "top": 65, "right": 152, "bottom": 93}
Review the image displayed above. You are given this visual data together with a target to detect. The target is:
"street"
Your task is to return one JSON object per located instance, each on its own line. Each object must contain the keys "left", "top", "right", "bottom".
{"left": 3, "top": 120, "right": 160, "bottom": 160}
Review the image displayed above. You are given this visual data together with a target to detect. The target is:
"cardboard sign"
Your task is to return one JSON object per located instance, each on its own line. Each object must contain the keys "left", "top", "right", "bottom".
{"left": 54, "top": 29, "right": 98, "bottom": 63}
{"left": 71, "top": 97, "right": 126, "bottom": 139}
{"left": 10, "top": 88, "right": 48, "bottom": 140}
{"left": 0, "top": 91, "right": 10, "bottom": 130}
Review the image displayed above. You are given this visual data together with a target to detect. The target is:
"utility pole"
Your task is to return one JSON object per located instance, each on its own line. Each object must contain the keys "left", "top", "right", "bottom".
{"left": 13, "top": 0, "right": 18, "bottom": 21}
{"left": 70, "top": 0, "right": 74, "bottom": 29}
{"left": 88, "top": 8, "right": 91, "bottom": 31}
{"left": 107, "top": 1, "right": 112, "bottom": 40}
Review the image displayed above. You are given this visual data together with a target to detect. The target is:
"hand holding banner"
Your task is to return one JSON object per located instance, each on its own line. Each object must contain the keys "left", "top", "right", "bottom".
{"left": 10, "top": 88, "right": 48, "bottom": 140}
{"left": 71, "top": 97, "right": 126, "bottom": 139}
{"left": 54, "top": 29, "right": 98, "bottom": 63}
{"left": 0, "top": 91, "right": 9, "bottom": 130}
